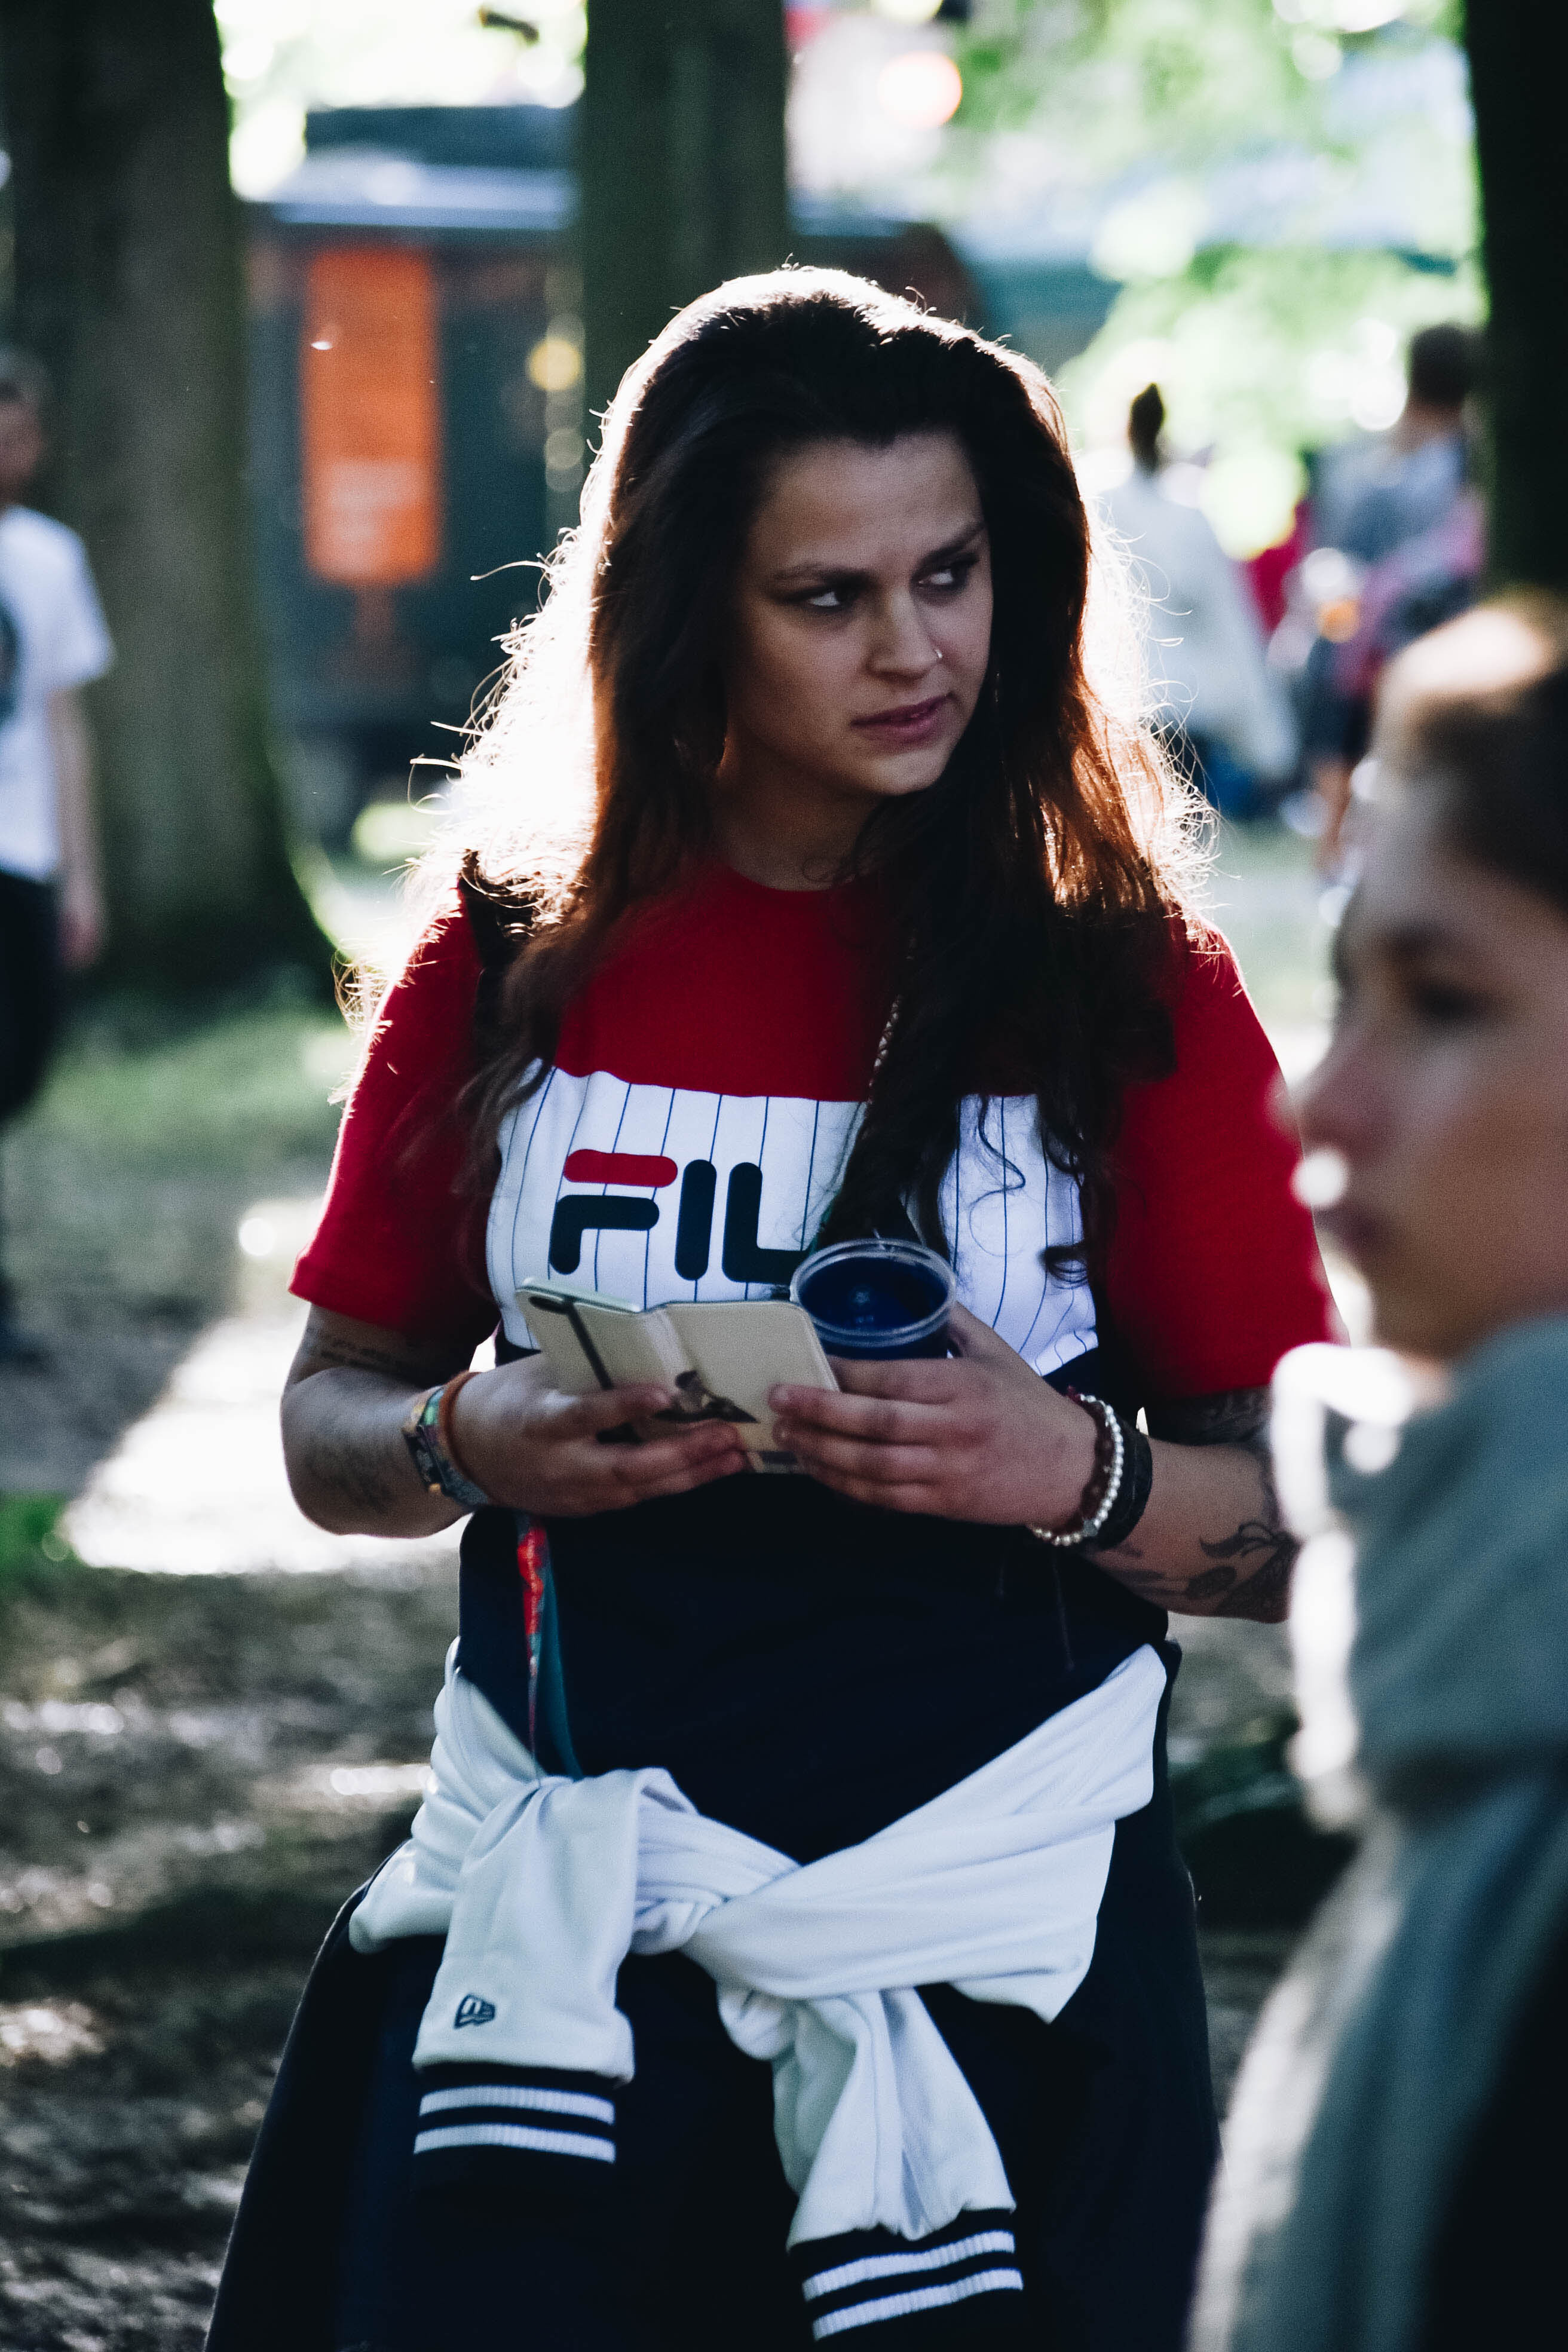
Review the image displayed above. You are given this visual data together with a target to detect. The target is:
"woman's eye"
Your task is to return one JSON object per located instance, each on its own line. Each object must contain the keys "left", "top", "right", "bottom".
{"left": 920, "top": 558, "right": 976, "bottom": 593}
{"left": 801, "top": 584, "right": 853, "bottom": 612}
{"left": 1408, "top": 980, "right": 1494, "bottom": 1028}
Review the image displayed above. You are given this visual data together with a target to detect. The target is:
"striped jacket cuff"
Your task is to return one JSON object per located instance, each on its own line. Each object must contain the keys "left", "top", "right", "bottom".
{"left": 411, "top": 2063, "right": 619, "bottom": 2199}
{"left": 791, "top": 2210, "right": 1027, "bottom": 2342}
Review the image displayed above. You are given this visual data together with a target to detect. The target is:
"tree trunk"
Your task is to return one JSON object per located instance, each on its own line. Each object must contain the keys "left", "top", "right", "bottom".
{"left": 581, "top": 0, "right": 789, "bottom": 419}
{"left": 0, "top": 0, "right": 330, "bottom": 989}
{"left": 1464, "top": 2, "right": 1568, "bottom": 594}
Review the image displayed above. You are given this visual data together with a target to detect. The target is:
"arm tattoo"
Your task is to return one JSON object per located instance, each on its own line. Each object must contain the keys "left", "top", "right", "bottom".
{"left": 1139, "top": 1386, "right": 1298, "bottom": 1619}
{"left": 283, "top": 1313, "right": 460, "bottom": 1527}
{"left": 1148, "top": 1385, "right": 1273, "bottom": 1460}
{"left": 293, "top": 1331, "right": 439, "bottom": 1384}
{"left": 311, "top": 1437, "right": 399, "bottom": 1516}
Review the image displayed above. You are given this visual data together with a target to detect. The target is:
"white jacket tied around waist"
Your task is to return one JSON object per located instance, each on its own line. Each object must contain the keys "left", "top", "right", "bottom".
{"left": 352, "top": 1640, "right": 1166, "bottom": 2253}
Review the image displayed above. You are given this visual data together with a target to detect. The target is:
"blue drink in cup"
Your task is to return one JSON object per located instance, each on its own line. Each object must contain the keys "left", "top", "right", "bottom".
{"left": 790, "top": 1239, "right": 955, "bottom": 1361}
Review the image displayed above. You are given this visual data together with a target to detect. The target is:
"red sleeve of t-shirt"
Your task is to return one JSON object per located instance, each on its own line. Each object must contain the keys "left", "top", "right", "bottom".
{"left": 1104, "top": 932, "right": 1336, "bottom": 1402}
{"left": 290, "top": 902, "right": 497, "bottom": 1358}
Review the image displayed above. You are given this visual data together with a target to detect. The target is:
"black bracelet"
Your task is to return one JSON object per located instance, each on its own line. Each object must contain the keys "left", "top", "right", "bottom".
{"left": 1085, "top": 1414, "right": 1153, "bottom": 1552}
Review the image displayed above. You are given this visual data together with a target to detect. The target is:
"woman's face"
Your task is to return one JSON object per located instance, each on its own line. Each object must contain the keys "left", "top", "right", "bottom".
{"left": 1300, "top": 783, "right": 1568, "bottom": 1361}
{"left": 718, "top": 431, "right": 993, "bottom": 825}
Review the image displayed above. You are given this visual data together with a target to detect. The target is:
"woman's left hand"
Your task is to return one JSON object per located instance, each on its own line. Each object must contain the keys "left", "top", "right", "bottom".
{"left": 770, "top": 1302, "right": 1098, "bottom": 1524}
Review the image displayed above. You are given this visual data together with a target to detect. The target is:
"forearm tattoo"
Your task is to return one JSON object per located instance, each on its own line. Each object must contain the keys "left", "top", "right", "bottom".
{"left": 307, "top": 1438, "right": 400, "bottom": 1516}
{"left": 285, "top": 1315, "right": 457, "bottom": 1523}
{"left": 1110, "top": 1386, "right": 1298, "bottom": 1620}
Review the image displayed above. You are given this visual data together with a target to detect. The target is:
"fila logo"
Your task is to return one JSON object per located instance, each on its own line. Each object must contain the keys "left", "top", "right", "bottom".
{"left": 549, "top": 1152, "right": 803, "bottom": 1288}
{"left": 498, "top": 1071, "right": 1098, "bottom": 1374}
{"left": 454, "top": 1993, "right": 497, "bottom": 2029}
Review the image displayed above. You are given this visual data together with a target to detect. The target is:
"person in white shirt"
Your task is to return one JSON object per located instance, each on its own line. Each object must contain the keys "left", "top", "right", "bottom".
{"left": 1102, "top": 384, "right": 1297, "bottom": 814}
{"left": 0, "top": 350, "right": 114, "bottom": 1364}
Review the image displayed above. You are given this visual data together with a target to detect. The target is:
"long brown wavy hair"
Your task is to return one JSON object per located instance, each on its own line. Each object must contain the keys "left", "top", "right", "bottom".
{"left": 440, "top": 268, "right": 1200, "bottom": 1269}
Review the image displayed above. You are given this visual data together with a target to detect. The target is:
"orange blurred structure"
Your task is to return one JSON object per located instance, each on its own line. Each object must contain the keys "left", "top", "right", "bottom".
{"left": 301, "top": 247, "right": 442, "bottom": 588}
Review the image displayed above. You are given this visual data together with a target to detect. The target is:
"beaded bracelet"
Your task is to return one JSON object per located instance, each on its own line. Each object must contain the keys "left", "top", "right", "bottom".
{"left": 1028, "top": 1391, "right": 1126, "bottom": 1549}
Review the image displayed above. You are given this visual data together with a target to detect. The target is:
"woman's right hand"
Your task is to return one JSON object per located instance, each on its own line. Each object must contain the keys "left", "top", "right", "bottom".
{"left": 450, "top": 1355, "right": 746, "bottom": 1517}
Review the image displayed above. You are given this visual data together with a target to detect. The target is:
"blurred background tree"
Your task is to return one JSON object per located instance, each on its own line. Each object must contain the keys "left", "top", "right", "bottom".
{"left": 582, "top": 0, "right": 787, "bottom": 416}
{"left": 1463, "top": 1, "right": 1568, "bottom": 594}
{"left": 0, "top": 0, "right": 330, "bottom": 991}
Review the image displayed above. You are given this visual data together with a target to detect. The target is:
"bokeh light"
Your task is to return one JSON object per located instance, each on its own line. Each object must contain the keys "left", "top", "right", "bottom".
{"left": 875, "top": 50, "right": 962, "bottom": 130}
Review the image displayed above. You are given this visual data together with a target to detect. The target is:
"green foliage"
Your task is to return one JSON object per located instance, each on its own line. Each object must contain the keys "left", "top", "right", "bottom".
{"left": 1059, "top": 243, "right": 1484, "bottom": 548}
{"left": 958, "top": 0, "right": 1322, "bottom": 177}
{"left": 949, "top": 2, "right": 1478, "bottom": 552}
{"left": 957, "top": 0, "right": 1462, "bottom": 180}
{"left": 36, "top": 1005, "right": 352, "bottom": 1180}
{"left": 0, "top": 1494, "right": 73, "bottom": 1584}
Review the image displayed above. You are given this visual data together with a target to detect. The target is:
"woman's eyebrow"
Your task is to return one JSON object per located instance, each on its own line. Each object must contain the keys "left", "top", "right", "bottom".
{"left": 1382, "top": 919, "right": 1472, "bottom": 965}
{"left": 1341, "top": 915, "right": 1478, "bottom": 983}
{"left": 767, "top": 520, "right": 987, "bottom": 586}
{"left": 917, "top": 524, "right": 988, "bottom": 570}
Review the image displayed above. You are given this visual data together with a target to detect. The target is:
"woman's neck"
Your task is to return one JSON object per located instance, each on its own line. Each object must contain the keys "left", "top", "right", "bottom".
{"left": 711, "top": 743, "right": 869, "bottom": 891}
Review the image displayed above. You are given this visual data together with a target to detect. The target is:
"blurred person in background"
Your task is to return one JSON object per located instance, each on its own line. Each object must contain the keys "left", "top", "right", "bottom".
{"left": 1102, "top": 384, "right": 1297, "bottom": 820}
{"left": 1300, "top": 324, "right": 1482, "bottom": 869}
{"left": 0, "top": 350, "right": 113, "bottom": 1368}
{"left": 1190, "top": 598, "right": 1568, "bottom": 2352}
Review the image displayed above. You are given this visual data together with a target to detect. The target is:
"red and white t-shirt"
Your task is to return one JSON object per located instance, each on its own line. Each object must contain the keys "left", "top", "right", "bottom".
{"left": 293, "top": 859, "right": 1331, "bottom": 1404}
{"left": 294, "top": 859, "right": 1333, "bottom": 1849}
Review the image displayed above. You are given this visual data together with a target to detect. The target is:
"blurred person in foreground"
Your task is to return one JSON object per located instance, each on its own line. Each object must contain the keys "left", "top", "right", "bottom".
{"left": 1190, "top": 597, "right": 1568, "bottom": 2352}
{"left": 0, "top": 350, "right": 113, "bottom": 1366}
{"left": 1102, "top": 384, "right": 1296, "bottom": 819}
{"left": 1303, "top": 325, "right": 1483, "bottom": 869}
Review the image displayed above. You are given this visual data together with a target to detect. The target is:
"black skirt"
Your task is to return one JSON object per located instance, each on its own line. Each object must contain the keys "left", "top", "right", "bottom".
{"left": 206, "top": 1514, "right": 1217, "bottom": 2352}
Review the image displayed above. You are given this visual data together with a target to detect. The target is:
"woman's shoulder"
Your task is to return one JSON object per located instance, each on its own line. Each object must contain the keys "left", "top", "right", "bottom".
{"left": 1145, "top": 917, "right": 1275, "bottom": 1077}
{"left": 1105, "top": 917, "right": 1333, "bottom": 1395}
{"left": 1117, "top": 915, "right": 1290, "bottom": 1169}
{"left": 338, "top": 893, "right": 487, "bottom": 1134}
{"left": 370, "top": 892, "right": 485, "bottom": 1037}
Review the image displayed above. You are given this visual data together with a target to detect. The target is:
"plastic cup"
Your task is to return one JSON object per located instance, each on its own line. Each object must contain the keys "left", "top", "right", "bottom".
{"left": 789, "top": 1239, "right": 955, "bottom": 1361}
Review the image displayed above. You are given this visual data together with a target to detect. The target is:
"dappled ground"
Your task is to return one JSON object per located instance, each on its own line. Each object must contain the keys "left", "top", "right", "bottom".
{"left": 0, "top": 1556, "right": 456, "bottom": 2350}
{"left": 0, "top": 823, "right": 1349, "bottom": 2351}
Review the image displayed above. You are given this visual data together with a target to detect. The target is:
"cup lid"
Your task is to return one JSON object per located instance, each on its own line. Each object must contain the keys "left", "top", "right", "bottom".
{"left": 789, "top": 1238, "right": 955, "bottom": 1346}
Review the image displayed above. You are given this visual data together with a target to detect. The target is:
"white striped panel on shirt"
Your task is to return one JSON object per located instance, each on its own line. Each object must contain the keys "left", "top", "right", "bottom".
{"left": 413, "top": 2120, "right": 615, "bottom": 2163}
{"left": 416, "top": 2083, "right": 615, "bottom": 2124}
{"left": 810, "top": 2268, "right": 1025, "bottom": 2337}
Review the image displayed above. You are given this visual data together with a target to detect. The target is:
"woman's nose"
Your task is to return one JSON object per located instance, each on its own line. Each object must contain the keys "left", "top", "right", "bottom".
{"left": 869, "top": 594, "right": 941, "bottom": 676}
{"left": 1297, "top": 1028, "right": 1376, "bottom": 1160}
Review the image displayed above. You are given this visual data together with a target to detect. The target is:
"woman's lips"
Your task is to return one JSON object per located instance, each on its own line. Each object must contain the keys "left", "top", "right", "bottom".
{"left": 851, "top": 692, "right": 952, "bottom": 743}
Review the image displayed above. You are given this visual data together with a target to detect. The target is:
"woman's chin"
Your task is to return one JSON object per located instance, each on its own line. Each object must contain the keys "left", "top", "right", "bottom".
{"left": 1366, "top": 1284, "right": 1515, "bottom": 1370}
{"left": 843, "top": 745, "right": 960, "bottom": 802}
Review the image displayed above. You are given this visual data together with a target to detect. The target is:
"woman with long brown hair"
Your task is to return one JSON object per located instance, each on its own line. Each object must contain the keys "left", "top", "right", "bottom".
{"left": 209, "top": 271, "right": 1330, "bottom": 2352}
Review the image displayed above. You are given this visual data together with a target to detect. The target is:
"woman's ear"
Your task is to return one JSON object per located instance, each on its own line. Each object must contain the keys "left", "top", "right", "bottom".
{"left": 672, "top": 673, "right": 727, "bottom": 782}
